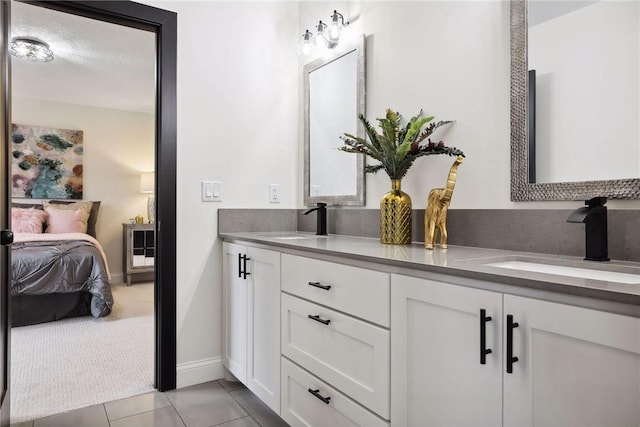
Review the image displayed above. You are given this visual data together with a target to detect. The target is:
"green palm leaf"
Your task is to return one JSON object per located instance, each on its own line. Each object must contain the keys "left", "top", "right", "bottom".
{"left": 340, "top": 108, "right": 461, "bottom": 180}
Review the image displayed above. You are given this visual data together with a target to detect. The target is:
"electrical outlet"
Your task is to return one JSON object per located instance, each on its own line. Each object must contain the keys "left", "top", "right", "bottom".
{"left": 202, "top": 181, "right": 222, "bottom": 202}
{"left": 269, "top": 184, "right": 280, "bottom": 203}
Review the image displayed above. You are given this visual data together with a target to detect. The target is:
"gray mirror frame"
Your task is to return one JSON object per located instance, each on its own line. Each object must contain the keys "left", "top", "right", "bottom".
{"left": 510, "top": 0, "right": 640, "bottom": 201}
{"left": 304, "top": 34, "right": 366, "bottom": 206}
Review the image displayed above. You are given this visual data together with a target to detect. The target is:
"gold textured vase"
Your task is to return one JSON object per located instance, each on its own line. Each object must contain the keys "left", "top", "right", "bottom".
{"left": 380, "top": 179, "right": 412, "bottom": 244}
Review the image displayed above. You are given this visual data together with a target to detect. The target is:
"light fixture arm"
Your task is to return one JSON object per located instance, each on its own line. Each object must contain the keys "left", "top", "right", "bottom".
{"left": 330, "top": 10, "right": 349, "bottom": 27}
{"left": 316, "top": 20, "right": 327, "bottom": 33}
{"left": 302, "top": 29, "right": 312, "bottom": 41}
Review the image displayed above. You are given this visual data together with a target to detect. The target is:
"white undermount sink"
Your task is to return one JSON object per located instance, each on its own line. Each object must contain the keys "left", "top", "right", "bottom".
{"left": 486, "top": 260, "right": 640, "bottom": 284}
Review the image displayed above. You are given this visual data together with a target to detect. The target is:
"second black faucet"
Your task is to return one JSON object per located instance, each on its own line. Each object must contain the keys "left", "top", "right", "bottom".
{"left": 566, "top": 197, "right": 609, "bottom": 261}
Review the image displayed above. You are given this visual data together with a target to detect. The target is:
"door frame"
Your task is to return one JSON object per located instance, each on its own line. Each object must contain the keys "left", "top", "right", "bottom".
{"left": 19, "top": 0, "right": 177, "bottom": 391}
{"left": 1, "top": 1, "right": 11, "bottom": 425}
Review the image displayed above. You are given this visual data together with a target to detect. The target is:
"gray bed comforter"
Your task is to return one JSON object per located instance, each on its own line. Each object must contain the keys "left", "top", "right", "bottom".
{"left": 11, "top": 239, "right": 113, "bottom": 318}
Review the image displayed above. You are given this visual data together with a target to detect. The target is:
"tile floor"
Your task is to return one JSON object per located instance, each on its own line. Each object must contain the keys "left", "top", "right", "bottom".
{"left": 11, "top": 379, "right": 290, "bottom": 427}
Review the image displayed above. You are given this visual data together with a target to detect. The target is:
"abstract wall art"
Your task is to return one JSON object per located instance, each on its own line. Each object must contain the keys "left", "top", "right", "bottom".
{"left": 11, "top": 124, "right": 84, "bottom": 199}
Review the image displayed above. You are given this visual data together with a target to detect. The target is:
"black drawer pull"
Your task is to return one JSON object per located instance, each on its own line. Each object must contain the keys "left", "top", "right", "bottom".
{"left": 308, "top": 388, "right": 331, "bottom": 404}
{"left": 480, "top": 309, "right": 492, "bottom": 365}
{"left": 506, "top": 314, "right": 519, "bottom": 374}
{"left": 307, "top": 314, "right": 330, "bottom": 325}
{"left": 308, "top": 281, "right": 331, "bottom": 291}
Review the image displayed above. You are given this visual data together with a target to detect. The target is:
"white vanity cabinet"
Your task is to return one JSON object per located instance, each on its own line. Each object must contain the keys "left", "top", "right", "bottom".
{"left": 280, "top": 254, "right": 391, "bottom": 426}
{"left": 222, "top": 242, "right": 281, "bottom": 414}
{"left": 503, "top": 295, "right": 640, "bottom": 427}
{"left": 391, "top": 274, "right": 640, "bottom": 427}
{"left": 391, "top": 275, "right": 503, "bottom": 427}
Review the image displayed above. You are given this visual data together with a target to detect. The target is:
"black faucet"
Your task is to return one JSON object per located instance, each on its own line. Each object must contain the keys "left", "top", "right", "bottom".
{"left": 304, "top": 202, "right": 327, "bottom": 236}
{"left": 566, "top": 197, "right": 609, "bottom": 261}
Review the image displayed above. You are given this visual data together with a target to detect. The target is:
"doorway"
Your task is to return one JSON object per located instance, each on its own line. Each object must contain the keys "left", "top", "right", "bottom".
{"left": 1, "top": 0, "right": 176, "bottom": 424}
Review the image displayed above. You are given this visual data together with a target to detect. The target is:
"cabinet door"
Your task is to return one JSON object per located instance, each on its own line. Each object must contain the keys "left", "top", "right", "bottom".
{"left": 246, "top": 247, "right": 281, "bottom": 414}
{"left": 222, "top": 242, "right": 247, "bottom": 383}
{"left": 504, "top": 295, "right": 640, "bottom": 427}
{"left": 391, "top": 275, "right": 503, "bottom": 427}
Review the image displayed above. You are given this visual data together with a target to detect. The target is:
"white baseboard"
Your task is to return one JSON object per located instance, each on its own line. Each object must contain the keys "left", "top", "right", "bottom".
{"left": 110, "top": 273, "right": 124, "bottom": 285}
{"left": 176, "top": 357, "right": 224, "bottom": 389}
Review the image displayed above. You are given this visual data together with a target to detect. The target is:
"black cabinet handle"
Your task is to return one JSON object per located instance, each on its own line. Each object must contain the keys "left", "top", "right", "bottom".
{"left": 307, "top": 314, "right": 330, "bottom": 325}
{"left": 480, "top": 309, "right": 492, "bottom": 365}
{"left": 308, "top": 388, "right": 331, "bottom": 404}
{"left": 506, "top": 314, "right": 519, "bottom": 374}
{"left": 242, "top": 255, "right": 251, "bottom": 279}
{"left": 308, "top": 281, "right": 331, "bottom": 291}
{"left": 237, "top": 253, "right": 242, "bottom": 278}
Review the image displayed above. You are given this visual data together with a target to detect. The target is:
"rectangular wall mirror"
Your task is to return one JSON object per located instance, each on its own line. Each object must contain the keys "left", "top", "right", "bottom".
{"left": 510, "top": 0, "right": 640, "bottom": 200}
{"left": 304, "top": 35, "right": 366, "bottom": 206}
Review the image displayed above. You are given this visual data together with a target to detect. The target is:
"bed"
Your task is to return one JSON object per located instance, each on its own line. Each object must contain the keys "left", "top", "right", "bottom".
{"left": 10, "top": 201, "right": 114, "bottom": 327}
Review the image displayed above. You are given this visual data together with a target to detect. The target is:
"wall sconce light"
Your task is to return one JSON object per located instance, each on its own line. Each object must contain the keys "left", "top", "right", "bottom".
{"left": 315, "top": 21, "right": 330, "bottom": 49}
{"left": 328, "top": 10, "right": 348, "bottom": 44}
{"left": 140, "top": 172, "right": 155, "bottom": 223}
{"left": 298, "top": 30, "right": 315, "bottom": 57}
{"left": 299, "top": 9, "right": 350, "bottom": 57}
{"left": 10, "top": 37, "right": 54, "bottom": 63}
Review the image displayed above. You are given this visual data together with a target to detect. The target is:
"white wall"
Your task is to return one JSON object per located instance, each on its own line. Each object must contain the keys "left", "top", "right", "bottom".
{"left": 140, "top": 1, "right": 299, "bottom": 383}
{"left": 529, "top": 1, "right": 639, "bottom": 183}
{"left": 299, "top": 1, "right": 640, "bottom": 210}
{"left": 12, "top": 97, "right": 154, "bottom": 284}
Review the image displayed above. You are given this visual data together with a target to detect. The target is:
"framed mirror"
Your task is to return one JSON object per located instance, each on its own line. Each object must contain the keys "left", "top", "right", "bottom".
{"left": 304, "top": 35, "right": 366, "bottom": 206}
{"left": 510, "top": 0, "right": 640, "bottom": 201}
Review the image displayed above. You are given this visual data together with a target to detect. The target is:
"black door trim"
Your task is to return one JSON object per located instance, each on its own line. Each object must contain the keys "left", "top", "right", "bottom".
{"left": 21, "top": 0, "right": 177, "bottom": 391}
{"left": 1, "top": 1, "right": 12, "bottom": 425}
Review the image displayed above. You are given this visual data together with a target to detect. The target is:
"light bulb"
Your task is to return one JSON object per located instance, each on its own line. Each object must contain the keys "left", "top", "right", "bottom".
{"left": 301, "top": 40, "right": 312, "bottom": 56}
{"left": 298, "top": 30, "right": 314, "bottom": 57}
{"left": 329, "top": 21, "right": 341, "bottom": 43}
{"left": 328, "top": 10, "right": 344, "bottom": 44}
{"left": 315, "top": 20, "right": 328, "bottom": 49}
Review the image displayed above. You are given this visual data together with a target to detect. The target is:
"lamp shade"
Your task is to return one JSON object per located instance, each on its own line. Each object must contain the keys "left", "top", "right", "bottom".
{"left": 140, "top": 172, "right": 155, "bottom": 193}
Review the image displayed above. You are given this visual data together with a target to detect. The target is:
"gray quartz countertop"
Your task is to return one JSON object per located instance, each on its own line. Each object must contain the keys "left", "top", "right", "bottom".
{"left": 220, "top": 231, "right": 640, "bottom": 306}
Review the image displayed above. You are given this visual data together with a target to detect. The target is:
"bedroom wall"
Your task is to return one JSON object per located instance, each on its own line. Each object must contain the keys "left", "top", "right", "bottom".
{"left": 12, "top": 97, "right": 155, "bottom": 284}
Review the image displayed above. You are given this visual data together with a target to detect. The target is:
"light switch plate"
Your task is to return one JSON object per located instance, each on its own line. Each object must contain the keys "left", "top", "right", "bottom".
{"left": 202, "top": 181, "right": 222, "bottom": 202}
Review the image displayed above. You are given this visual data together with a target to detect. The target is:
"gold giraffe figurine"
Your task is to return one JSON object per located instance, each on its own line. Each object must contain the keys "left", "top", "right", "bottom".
{"left": 425, "top": 156, "right": 464, "bottom": 250}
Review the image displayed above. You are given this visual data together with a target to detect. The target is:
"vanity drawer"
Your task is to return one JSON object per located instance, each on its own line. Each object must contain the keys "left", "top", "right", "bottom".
{"left": 281, "top": 254, "right": 390, "bottom": 327}
{"left": 281, "top": 293, "right": 390, "bottom": 419}
{"left": 281, "top": 357, "right": 389, "bottom": 427}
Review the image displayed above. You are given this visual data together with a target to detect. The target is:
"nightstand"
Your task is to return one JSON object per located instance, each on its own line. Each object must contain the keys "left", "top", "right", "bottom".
{"left": 122, "top": 223, "right": 155, "bottom": 286}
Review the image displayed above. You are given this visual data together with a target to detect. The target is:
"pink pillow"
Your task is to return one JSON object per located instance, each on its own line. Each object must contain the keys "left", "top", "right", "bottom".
{"left": 44, "top": 206, "right": 90, "bottom": 234}
{"left": 11, "top": 207, "right": 47, "bottom": 233}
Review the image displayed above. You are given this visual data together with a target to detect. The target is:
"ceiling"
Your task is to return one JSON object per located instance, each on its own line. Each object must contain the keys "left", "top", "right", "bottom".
{"left": 11, "top": 2, "right": 156, "bottom": 114}
{"left": 528, "top": 1, "right": 599, "bottom": 28}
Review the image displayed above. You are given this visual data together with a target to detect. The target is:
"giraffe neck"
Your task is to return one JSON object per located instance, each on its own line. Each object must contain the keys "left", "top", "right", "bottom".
{"left": 441, "top": 157, "right": 463, "bottom": 202}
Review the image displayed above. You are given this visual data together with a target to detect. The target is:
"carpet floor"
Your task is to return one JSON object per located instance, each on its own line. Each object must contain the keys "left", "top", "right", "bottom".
{"left": 10, "top": 282, "right": 155, "bottom": 423}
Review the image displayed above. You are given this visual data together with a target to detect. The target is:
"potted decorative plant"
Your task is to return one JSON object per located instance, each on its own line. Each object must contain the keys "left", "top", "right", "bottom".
{"left": 340, "top": 109, "right": 464, "bottom": 244}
